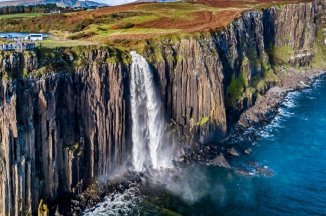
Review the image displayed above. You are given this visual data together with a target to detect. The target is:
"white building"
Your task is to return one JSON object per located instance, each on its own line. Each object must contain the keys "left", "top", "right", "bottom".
{"left": 25, "top": 34, "right": 44, "bottom": 41}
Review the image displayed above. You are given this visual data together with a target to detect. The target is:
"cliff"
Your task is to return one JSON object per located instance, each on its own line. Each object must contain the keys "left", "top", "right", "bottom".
{"left": 0, "top": 48, "right": 132, "bottom": 215}
{"left": 147, "top": 0, "right": 326, "bottom": 144}
{"left": 0, "top": 0, "right": 325, "bottom": 215}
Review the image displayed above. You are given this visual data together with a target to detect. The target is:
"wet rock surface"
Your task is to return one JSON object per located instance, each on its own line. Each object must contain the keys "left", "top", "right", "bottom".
{"left": 53, "top": 171, "right": 143, "bottom": 216}
{"left": 235, "top": 161, "right": 275, "bottom": 177}
{"left": 173, "top": 142, "right": 275, "bottom": 177}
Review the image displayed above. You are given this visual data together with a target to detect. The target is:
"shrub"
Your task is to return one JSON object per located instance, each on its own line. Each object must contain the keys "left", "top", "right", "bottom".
{"left": 37, "top": 199, "right": 49, "bottom": 216}
{"left": 227, "top": 74, "right": 247, "bottom": 105}
{"left": 196, "top": 116, "right": 210, "bottom": 126}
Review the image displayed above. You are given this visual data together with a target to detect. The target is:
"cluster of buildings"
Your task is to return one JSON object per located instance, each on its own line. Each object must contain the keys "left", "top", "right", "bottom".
{"left": 0, "top": 42, "right": 36, "bottom": 51}
{"left": 0, "top": 33, "right": 46, "bottom": 51}
{"left": 0, "top": 33, "right": 44, "bottom": 41}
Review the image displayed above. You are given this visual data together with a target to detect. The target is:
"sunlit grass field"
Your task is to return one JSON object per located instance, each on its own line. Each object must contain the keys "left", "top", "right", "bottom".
{"left": 0, "top": 12, "right": 44, "bottom": 19}
{"left": 36, "top": 39, "right": 97, "bottom": 48}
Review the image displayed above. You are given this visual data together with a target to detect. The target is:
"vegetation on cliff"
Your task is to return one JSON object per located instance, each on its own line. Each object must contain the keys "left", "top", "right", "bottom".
{"left": 311, "top": 28, "right": 326, "bottom": 69}
{"left": 0, "top": 46, "right": 130, "bottom": 79}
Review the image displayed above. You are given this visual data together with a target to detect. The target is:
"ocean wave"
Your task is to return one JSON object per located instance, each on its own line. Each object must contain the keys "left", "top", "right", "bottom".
{"left": 259, "top": 76, "right": 325, "bottom": 140}
{"left": 282, "top": 92, "right": 300, "bottom": 108}
{"left": 259, "top": 94, "right": 298, "bottom": 138}
{"left": 259, "top": 114, "right": 285, "bottom": 139}
{"left": 313, "top": 78, "right": 323, "bottom": 86}
{"left": 278, "top": 107, "right": 294, "bottom": 118}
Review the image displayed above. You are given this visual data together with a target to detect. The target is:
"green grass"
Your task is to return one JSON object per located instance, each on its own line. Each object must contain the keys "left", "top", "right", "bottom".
{"left": 196, "top": 116, "right": 210, "bottom": 126}
{"left": 311, "top": 28, "right": 326, "bottom": 69}
{"left": 0, "top": 45, "right": 133, "bottom": 79}
{"left": 227, "top": 74, "right": 247, "bottom": 105}
{"left": 97, "top": 28, "right": 179, "bottom": 37}
{"left": 0, "top": 13, "right": 44, "bottom": 19}
{"left": 36, "top": 39, "right": 97, "bottom": 48}
{"left": 273, "top": 45, "right": 294, "bottom": 64}
{"left": 0, "top": 1, "right": 306, "bottom": 50}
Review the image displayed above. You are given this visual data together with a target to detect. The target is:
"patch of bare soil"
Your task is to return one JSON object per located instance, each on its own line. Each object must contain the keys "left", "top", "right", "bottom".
{"left": 137, "top": 10, "right": 243, "bottom": 32}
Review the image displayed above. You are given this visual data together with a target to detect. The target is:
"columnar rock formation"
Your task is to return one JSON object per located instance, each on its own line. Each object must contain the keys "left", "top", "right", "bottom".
{"left": 0, "top": 50, "right": 131, "bottom": 215}
{"left": 150, "top": 0, "right": 325, "bottom": 143}
{"left": 0, "top": 0, "right": 325, "bottom": 215}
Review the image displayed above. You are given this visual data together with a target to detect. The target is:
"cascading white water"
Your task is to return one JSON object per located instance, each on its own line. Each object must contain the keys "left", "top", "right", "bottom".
{"left": 130, "top": 51, "right": 172, "bottom": 171}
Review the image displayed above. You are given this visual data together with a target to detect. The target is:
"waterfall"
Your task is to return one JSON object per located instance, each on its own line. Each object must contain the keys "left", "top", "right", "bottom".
{"left": 130, "top": 51, "right": 172, "bottom": 171}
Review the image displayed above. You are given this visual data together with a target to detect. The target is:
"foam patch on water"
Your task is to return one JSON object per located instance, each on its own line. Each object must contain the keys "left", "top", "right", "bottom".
{"left": 313, "top": 78, "right": 323, "bottom": 87}
{"left": 282, "top": 91, "right": 300, "bottom": 108}
{"left": 82, "top": 187, "right": 142, "bottom": 216}
{"left": 260, "top": 114, "right": 285, "bottom": 139}
{"left": 259, "top": 91, "right": 300, "bottom": 139}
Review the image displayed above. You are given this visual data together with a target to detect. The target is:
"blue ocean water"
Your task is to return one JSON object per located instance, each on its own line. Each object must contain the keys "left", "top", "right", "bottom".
{"left": 150, "top": 75, "right": 326, "bottom": 216}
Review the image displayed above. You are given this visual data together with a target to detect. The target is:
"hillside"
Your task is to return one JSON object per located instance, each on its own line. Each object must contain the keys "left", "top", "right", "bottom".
{"left": 0, "top": 0, "right": 106, "bottom": 7}
{"left": 0, "top": 0, "right": 311, "bottom": 50}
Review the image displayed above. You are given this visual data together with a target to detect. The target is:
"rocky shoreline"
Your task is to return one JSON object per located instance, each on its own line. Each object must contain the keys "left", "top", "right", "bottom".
{"left": 172, "top": 68, "right": 326, "bottom": 176}
{"left": 49, "top": 171, "right": 144, "bottom": 215}
{"left": 228, "top": 68, "right": 326, "bottom": 143}
{"left": 174, "top": 68, "right": 326, "bottom": 161}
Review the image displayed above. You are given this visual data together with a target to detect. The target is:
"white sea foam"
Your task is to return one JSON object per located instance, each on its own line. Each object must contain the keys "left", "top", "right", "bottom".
{"left": 83, "top": 186, "right": 142, "bottom": 216}
{"left": 259, "top": 76, "right": 326, "bottom": 139}
{"left": 282, "top": 91, "right": 300, "bottom": 108}
{"left": 259, "top": 91, "right": 300, "bottom": 138}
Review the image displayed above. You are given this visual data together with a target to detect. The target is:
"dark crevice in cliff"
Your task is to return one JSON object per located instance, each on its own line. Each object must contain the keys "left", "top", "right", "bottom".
{"left": 262, "top": 9, "right": 276, "bottom": 67}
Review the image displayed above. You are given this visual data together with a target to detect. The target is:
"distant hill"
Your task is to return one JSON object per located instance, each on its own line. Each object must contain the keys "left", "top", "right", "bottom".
{"left": 0, "top": 0, "right": 106, "bottom": 8}
{"left": 135, "top": 0, "right": 178, "bottom": 2}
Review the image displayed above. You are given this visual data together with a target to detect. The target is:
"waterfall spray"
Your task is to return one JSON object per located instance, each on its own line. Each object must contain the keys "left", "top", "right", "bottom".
{"left": 130, "top": 51, "right": 173, "bottom": 171}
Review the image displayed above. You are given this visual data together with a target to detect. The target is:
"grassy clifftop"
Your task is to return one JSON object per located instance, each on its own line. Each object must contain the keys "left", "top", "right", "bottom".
{"left": 0, "top": 46, "right": 131, "bottom": 79}
{"left": 0, "top": 0, "right": 312, "bottom": 50}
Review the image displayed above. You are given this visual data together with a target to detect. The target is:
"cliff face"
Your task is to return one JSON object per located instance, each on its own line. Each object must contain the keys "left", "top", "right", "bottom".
{"left": 149, "top": 0, "right": 325, "bottom": 144}
{"left": 0, "top": 0, "right": 325, "bottom": 215}
{"left": 0, "top": 50, "right": 131, "bottom": 215}
{"left": 152, "top": 38, "right": 227, "bottom": 145}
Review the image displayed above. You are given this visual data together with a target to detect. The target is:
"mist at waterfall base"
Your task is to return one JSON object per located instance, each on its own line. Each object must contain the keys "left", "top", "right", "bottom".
{"left": 84, "top": 53, "right": 326, "bottom": 215}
